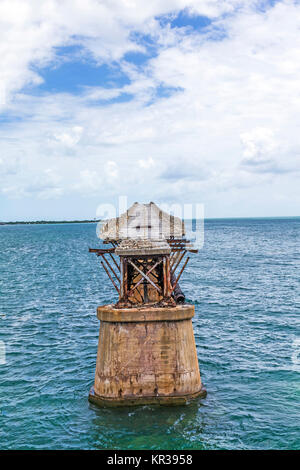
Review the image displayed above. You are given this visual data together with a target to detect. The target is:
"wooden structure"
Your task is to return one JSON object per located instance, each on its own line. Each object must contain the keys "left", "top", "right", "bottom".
{"left": 88, "top": 202, "right": 206, "bottom": 406}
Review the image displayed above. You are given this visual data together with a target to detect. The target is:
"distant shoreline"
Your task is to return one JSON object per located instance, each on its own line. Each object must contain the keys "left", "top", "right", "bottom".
{"left": 0, "top": 216, "right": 299, "bottom": 226}
{"left": 0, "top": 220, "right": 101, "bottom": 225}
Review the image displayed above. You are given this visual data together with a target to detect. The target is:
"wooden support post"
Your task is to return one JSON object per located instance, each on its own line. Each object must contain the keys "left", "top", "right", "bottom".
{"left": 123, "top": 257, "right": 128, "bottom": 302}
{"left": 163, "top": 256, "right": 167, "bottom": 298}
{"left": 166, "top": 255, "right": 171, "bottom": 298}
{"left": 120, "top": 257, "right": 124, "bottom": 299}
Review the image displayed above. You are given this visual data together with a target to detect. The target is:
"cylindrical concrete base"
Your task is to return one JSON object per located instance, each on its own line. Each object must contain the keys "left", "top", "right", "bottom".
{"left": 89, "top": 304, "right": 206, "bottom": 407}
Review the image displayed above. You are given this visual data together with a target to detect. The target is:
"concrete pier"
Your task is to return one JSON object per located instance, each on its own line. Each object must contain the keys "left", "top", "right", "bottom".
{"left": 89, "top": 304, "right": 206, "bottom": 406}
{"left": 89, "top": 202, "right": 206, "bottom": 407}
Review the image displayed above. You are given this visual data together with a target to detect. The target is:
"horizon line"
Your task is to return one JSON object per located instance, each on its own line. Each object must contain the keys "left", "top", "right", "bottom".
{"left": 1, "top": 215, "right": 299, "bottom": 225}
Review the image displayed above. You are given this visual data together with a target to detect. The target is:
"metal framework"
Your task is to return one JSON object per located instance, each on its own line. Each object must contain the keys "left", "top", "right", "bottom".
{"left": 89, "top": 237, "right": 197, "bottom": 308}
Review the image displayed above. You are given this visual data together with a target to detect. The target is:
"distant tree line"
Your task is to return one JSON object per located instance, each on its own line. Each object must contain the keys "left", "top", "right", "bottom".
{"left": 0, "top": 220, "right": 101, "bottom": 225}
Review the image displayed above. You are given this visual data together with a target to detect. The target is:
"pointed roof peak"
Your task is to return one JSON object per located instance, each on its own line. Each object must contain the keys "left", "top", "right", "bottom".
{"left": 99, "top": 201, "right": 185, "bottom": 241}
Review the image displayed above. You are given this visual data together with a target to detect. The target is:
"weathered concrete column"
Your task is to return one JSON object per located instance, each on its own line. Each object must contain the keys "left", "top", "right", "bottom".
{"left": 89, "top": 304, "right": 206, "bottom": 406}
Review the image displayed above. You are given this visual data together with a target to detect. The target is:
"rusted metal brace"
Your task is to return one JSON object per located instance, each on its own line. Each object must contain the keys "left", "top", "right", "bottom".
{"left": 128, "top": 259, "right": 162, "bottom": 294}
{"left": 170, "top": 256, "right": 190, "bottom": 294}
{"left": 127, "top": 259, "right": 162, "bottom": 297}
{"left": 100, "top": 260, "right": 120, "bottom": 294}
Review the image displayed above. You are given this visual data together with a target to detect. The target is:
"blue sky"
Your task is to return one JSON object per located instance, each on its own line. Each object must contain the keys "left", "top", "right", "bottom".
{"left": 0, "top": 0, "right": 299, "bottom": 220}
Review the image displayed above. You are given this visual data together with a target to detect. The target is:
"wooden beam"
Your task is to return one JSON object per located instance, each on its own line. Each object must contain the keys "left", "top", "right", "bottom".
{"left": 128, "top": 259, "right": 162, "bottom": 293}
{"left": 89, "top": 247, "right": 115, "bottom": 254}
{"left": 127, "top": 259, "right": 162, "bottom": 297}
{"left": 166, "top": 255, "right": 172, "bottom": 297}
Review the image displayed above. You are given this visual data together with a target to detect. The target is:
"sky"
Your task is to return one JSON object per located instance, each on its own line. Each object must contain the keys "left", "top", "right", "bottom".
{"left": 0, "top": 0, "right": 299, "bottom": 221}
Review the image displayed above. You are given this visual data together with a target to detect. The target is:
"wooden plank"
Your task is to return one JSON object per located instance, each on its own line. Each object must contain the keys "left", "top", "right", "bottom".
{"left": 89, "top": 247, "right": 115, "bottom": 254}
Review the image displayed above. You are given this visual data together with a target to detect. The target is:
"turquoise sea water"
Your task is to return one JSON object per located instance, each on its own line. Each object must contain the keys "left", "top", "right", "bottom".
{"left": 0, "top": 218, "right": 299, "bottom": 450}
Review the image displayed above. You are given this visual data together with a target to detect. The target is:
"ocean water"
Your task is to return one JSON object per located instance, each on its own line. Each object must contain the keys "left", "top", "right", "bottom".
{"left": 0, "top": 218, "right": 299, "bottom": 450}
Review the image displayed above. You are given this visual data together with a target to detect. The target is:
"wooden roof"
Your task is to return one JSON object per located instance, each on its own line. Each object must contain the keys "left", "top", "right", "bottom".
{"left": 99, "top": 202, "right": 185, "bottom": 241}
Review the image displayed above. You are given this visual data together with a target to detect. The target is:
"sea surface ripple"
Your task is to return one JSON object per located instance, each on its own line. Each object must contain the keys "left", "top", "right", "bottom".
{"left": 0, "top": 218, "right": 299, "bottom": 449}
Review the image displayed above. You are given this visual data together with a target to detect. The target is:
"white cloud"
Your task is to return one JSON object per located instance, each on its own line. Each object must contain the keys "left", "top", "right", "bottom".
{"left": 138, "top": 157, "right": 155, "bottom": 169}
{"left": 0, "top": 0, "right": 251, "bottom": 110}
{"left": 106, "top": 160, "right": 119, "bottom": 179}
{"left": 53, "top": 126, "right": 83, "bottom": 148}
{"left": 241, "top": 128, "right": 277, "bottom": 161}
{"left": 1, "top": 0, "right": 300, "bottom": 218}
{"left": 77, "top": 169, "right": 102, "bottom": 193}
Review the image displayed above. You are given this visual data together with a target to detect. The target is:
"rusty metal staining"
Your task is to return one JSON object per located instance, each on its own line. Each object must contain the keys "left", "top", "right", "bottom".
{"left": 170, "top": 256, "right": 190, "bottom": 294}
{"left": 100, "top": 261, "right": 119, "bottom": 294}
{"left": 127, "top": 259, "right": 162, "bottom": 298}
{"left": 97, "top": 303, "right": 195, "bottom": 322}
{"left": 88, "top": 202, "right": 206, "bottom": 406}
{"left": 89, "top": 247, "right": 115, "bottom": 254}
{"left": 89, "top": 203, "right": 198, "bottom": 308}
{"left": 170, "top": 272, "right": 185, "bottom": 303}
{"left": 89, "top": 305, "right": 207, "bottom": 407}
{"left": 115, "top": 239, "right": 171, "bottom": 256}
{"left": 171, "top": 250, "right": 186, "bottom": 276}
